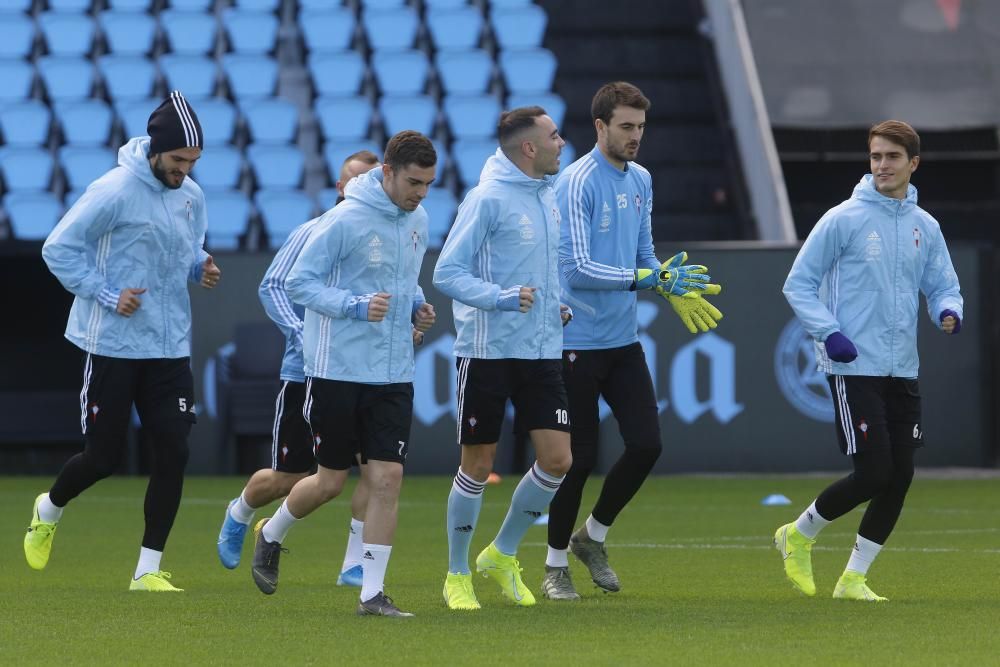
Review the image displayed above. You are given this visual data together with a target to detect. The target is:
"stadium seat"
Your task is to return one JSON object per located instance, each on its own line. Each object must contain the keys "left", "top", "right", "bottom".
{"left": 222, "top": 9, "right": 279, "bottom": 55}
{"left": 195, "top": 97, "right": 238, "bottom": 145}
{"left": 507, "top": 92, "right": 565, "bottom": 128}
{"left": 316, "top": 187, "right": 340, "bottom": 211}
{"left": 202, "top": 188, "right": 250, "bottom": 250}
{"left": 378, "top": 95, "right": 437, "bottom": 137}
{"left": 421, "top": 186, "right": 457, "bottom": 248}
{"left": 315, "top": 96, "right": 372, "bottom": 141}
{"left": 323, "top": 140, "right": 380, "bottom": 181}
{"left": 59, "top": 146, "right": 116, "bottom": 191}
{"left": 299, "top": 8, "right": 356, "bottom": 54}
{"left": 161, "top": 10, "right": 219, "bottom": 56}
{"left": 3, "top": 191, "right": 63, "bottom": 241}
{"left": 360, "top": 0, "right": 405, "bottom": 8}
{"left": 490, "top": 0, "right": 534, "bottom": 6}
{"left": 39, "top": 11, "right": 96, "bottom": 57}
{"left": 308, "top": 51, "right": 366, "bottom": 97}
{"left": 108, "top": 0, "right": 154, "bottom": 9}
{"left": 451, "top": 138, "right": 496, "bottom": 187}
{"left": 0, "top": 60, "right": 34, "bottom": 106}
{"left": 500, "top": 48, "right": 557, "bottom": 94}
{"left": 99, "top": 11, "right": 157, "bottom": 56}
{"left": 56, "top": 99, "right": 114, "bottom": 146}
{"left": 243, "top": 98, "right": 298, "bottom": 144}
{"left": 0, "top": 147, "right": 55, "bottom": 191}
{"left": 48, "top": 0, "right": 91, "bottom": 10}
{"left": 424, "top": 0, "right": 471, "bottom": 7}
{"left": 426, "top": 7, "right": 482, "bottom": 51}
{"left": 232, "top": 0, "right": 280, "bottom": 10}
{"left": 116, "top": 97, "right": 156, "bottom": 138}
{"left": 362, "top": 8, "right": 418, "bottom": 51}
{"left": 99, "top": 56, "right": 157, "bottom": 103}
{"left": 444, "top": 94, "right": 500, "bottom": 139}
{"left": 436, "top": 49, "right": 492, "bottom": 95}
{"left": 246, "top": 144, "right": 304, "bottom": 189}
{"left": 0, "top": 12, "right": 34, "bottom": 58}
{"left": 191, "top": 145, "right": 242, "bottom": 188}
{"left": 0, "top": 100, "right": 52, "bottom": 146}
{"left": 222, "top": 54, "right": 278, "bottom": 100}
{"left": 372, "top": 50, "right": 428, "bottom": 96}
{"left": 167, "top": 0, "right": 215, "bottom": 9}
{"left": 255, "top": 189, "right": 315, "bottom": 247}
{"left": 491, "top": 4, "right": 547, "bottom": 50}
{"left": 38, "top": 56, "right": 95, "bottom": 102}
{"left": 160, "top": 54, "right": 219, "bottom": 99}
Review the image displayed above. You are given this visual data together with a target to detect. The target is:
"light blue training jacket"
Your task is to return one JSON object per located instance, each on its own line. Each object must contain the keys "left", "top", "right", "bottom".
{"left": 783, "top": 174, "right": 963, "bottom": 377}
{"left": 433, "top": 148, "right": 563, "bottom": 360}
{"left": 42, "top": 136, "right": 209, "bottom": 359}
{"left": 286, "top": 168, "right": 428, "bottom": 384}
{"left": 556, "top": 145, "right": 658, "bottom": 349}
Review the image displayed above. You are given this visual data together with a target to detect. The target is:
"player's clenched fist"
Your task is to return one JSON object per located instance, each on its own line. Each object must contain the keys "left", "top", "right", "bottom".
{"left": 117, "top": 287, "right": 147, "bottom": 317}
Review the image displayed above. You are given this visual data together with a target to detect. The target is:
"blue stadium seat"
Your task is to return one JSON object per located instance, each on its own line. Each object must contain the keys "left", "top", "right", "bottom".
{"left": 490, "top": 0, "right": 534, "bottom": 6}
{"left": 421, "top": 186, "right": 457, "bottom": 248}
{"left": 300, "top": 8, "right": 356, "bottom": 54}
{"left": 500, "top": 48, "right": 557, "bottom": 94}
{"left": 243, "top": 98, "right": 298, "bottom": 144}
{"left": 362, "top": 8, "right": 418, "bottom": 51}
{"left": 202, "top": 188, "right": 250, "bottom": 251}
{"left": 59, "top": 146, "right": 116, "bottom": 190}
{"left": 372, "top": 50, "right": 428, "bottom": 96}
{"left": 308, "top": 51, "right": 366, "bottom": 97}
{"left": 195, "top": 97, "right": 237, "bottom": 145}
{"left": 436, "top": 49, "right": 492, "bottom": 95}
{"left": 38, "top": 56, "right": 95, "bottom": 102}
{"left": 222, "top": 54, "right": 277, "bottom": 100}
{"left": 247, "top": 144, "right": 303, "bottom": 189}
{"left": 191, "top": 145, "right": 242, "bottom": 188}
{"left": 233, "top": 0, "right": 280, "bottom": 10}
{"left": 378, "top": 95, "right": 436, "bottom": 137}
{"left": 161, "top": 10, "right": 218, "bottom": 55}
{"left": 116, "top": 98, "right": 156, "bottom": 138}
{"left": 99, "top": 56, "right": 157, "bottom": 102}
{"left": 39, "top": 12, "right": 96, "bottom": 57}
{"left": 316, "top": 186, "right": 340, "bottom": 211}
{"left": 167, "top": 0, "right": 215, "bottom": 9}
{"left": 426, "top": 7, "right": 482, "bottom": 51}
{"left": 451, "top": 138, "right": 496, "bottom": 187}
{"left": 0, "top": 147, "right": 54, "bottom": 191}
{"left": 491, "top": 4, "right": 547, "bottom": 50}
{"left": 255, "top": 189, "right": 315, "bottom": 248}
{"left": 425, "top": 0, "right": 472, "bottom": 10}
{"left": 0, "top": 60, "right": 34, "bottom": 106}
{"left": 56, "top": 99, "right": 114, "bottom": 146}
{"left": 0, "top": 100, "right": 51, "bottom": 146}
{"left": 0, "top": 1, "right": 32, "bottom": 12}
{"left": 315, "top": 96, "right": 372, "bottom": 141}
{"left": 323, "top": 139, "right": 380, "bottom": 182}
{"left": 444, "top": 94, "right": 500, "bottom": 139}
{"left": 4, "top": 191, "right": 63, "bottom": 241}
{"left": 222, "top": 9, "right": 278, "bottom": 55}
{"left": 0, "top": 12, "right": 34, "bottom": 58}
{"left": 99, "top": 11, "right": 157, "bottom": 56}
{"left": 360, "top": 0, "right": 405, "bottom": 8}
{"left": 160, "top": 54, "right": 219, "bottom": 99}
{"left": 507, "top": 92, "right": 565, "bottom": 128}
{"left": 108, "top": 0, "right": 153, "bottom": 9}
{"left": 48, "top": 0, "right": 91, "bottom": 9}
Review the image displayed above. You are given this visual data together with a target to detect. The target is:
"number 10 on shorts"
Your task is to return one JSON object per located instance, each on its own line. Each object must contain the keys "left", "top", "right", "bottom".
{"left": 555, "top": 409, "right": 568, "bottom": 425}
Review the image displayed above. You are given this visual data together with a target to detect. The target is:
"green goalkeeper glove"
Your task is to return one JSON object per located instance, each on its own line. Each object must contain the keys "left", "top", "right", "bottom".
{"left": 657, "top": 282, "right": 723, "bottom": 333}
{"left": 633, "top": 252, "right": 710, "bottom": 295}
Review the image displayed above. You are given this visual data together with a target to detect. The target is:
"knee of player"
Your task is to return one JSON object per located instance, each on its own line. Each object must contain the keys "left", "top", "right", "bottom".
{"left": 854, "top": 467, "right": 893, "bottom": 496}
{"left": 628, "top": 443, "right": 663, "bottom": 467}
{"left": 87, "top": 452, "right": 122, "bottom": 479}
{"left": 542, "top": 450, "right": 573, "bottom": 478}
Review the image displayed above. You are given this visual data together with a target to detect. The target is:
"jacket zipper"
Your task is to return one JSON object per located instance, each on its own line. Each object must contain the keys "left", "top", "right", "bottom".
{"left": 161, "top": 193, "right": 174, "bottom": 358}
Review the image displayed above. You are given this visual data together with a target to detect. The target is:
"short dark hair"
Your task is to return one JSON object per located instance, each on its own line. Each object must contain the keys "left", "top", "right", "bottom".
{"left": 383, "top": 130, "right": 436, "bottom": 169}
{"left": 498, "top": 106, "right": 546, "bottom": 146}
{"left": 869, "top": 120, "right": 920, "bottom": 159}
{"left": 591, "top": 81, "right": 651, "bottom": 125}
{"left": 342, "top": 149, "right": 379, "bottom": 168}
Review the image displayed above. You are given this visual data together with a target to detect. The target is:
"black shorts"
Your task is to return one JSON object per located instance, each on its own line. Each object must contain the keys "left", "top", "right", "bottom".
{"left": 562, "top": 343, "right": 662, "bottom": 468}
{"left": 828, "top": 375, "right": 923, "bottom": 456}
{"left": 269, "top": 381, "right": 316, "bottom": 474}
{"left": 80, "top": 353, "right": 196, "bottom": 439}
{"left": 305, "top": 377, "right": 413, "bottom": 468}
{"left": 456, "top": 357, "right": 570, "bottom": 445}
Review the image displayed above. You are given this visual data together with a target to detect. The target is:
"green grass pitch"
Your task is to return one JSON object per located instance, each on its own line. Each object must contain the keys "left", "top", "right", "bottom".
{"left": 2, "top": 474, "right": 997, "bottom": 665}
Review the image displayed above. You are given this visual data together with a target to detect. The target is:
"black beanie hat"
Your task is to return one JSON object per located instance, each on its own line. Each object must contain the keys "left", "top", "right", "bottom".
{"left": 147, "top": 91, "right": 203, "bottom": 155}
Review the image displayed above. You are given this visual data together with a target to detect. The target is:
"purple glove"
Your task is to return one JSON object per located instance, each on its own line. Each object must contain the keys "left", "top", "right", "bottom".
{"left": 824, "top": 331, "right": 858, "bottom": 363}
{"left": 940, "top": 309, "right": 961, "bottom": 334}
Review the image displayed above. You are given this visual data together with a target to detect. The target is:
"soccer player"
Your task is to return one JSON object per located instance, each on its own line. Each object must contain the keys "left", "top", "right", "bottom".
{"left": 215, "top": 151, "right": 381, "bottom": 588}
{"left": 249, "top": 131, "right": 437, "bottom": 618}
{"left": 541, "top": 81, "right": 719, "bottom": 600}
{"left": 434, "top": 106, "right": 579, "bottom": 612}
{"left": 26, "top": 92, "right": 220, "bottom": 591}
{"left": 776, "top": 120, "right": 963, "bottom": 601}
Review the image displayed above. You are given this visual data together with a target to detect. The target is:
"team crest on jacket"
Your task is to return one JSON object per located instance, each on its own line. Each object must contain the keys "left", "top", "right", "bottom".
{"left": 551, "top": 206, "right": 561, "bottom": 225}
{"left": 368, "top": 234, "right": 383, "bottom": 265}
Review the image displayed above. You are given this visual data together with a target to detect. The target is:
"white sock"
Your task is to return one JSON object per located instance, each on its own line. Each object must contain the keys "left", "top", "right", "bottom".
{"left": 360, "top": 543, "right": 392, "bottom": 603}
{"left": 585, "top": 515, "right": 610, "bottom": 543}
{"left": 546, "top": 546, "right": 569, "bottom": 568}
{"left": 342, "top": 518, "right": 364, "bottom": 571}
{"left": 38, "top": 493, "right": 63, "bottom": 523}
{"left": 845, "top": 534, "right": 883, "bottom": 576}
{"left": 229, "top": 489, "right": 256, "bottom": 525}
{"left": 794, "top": 500, "right": 831, "bottom": 540}
{"left": 134, "top": 547, "right": 162, "bottom": 580}
{"left": 262, "top": 500, "right": 299, "bottom": 544}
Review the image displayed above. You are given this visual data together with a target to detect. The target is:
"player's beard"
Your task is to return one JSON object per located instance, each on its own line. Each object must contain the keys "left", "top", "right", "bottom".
{"left": 151, "top": 155, "right": 184, "bottom": 190}
{"left": 608, "top": 138, "right": 639, "bottom": 165}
